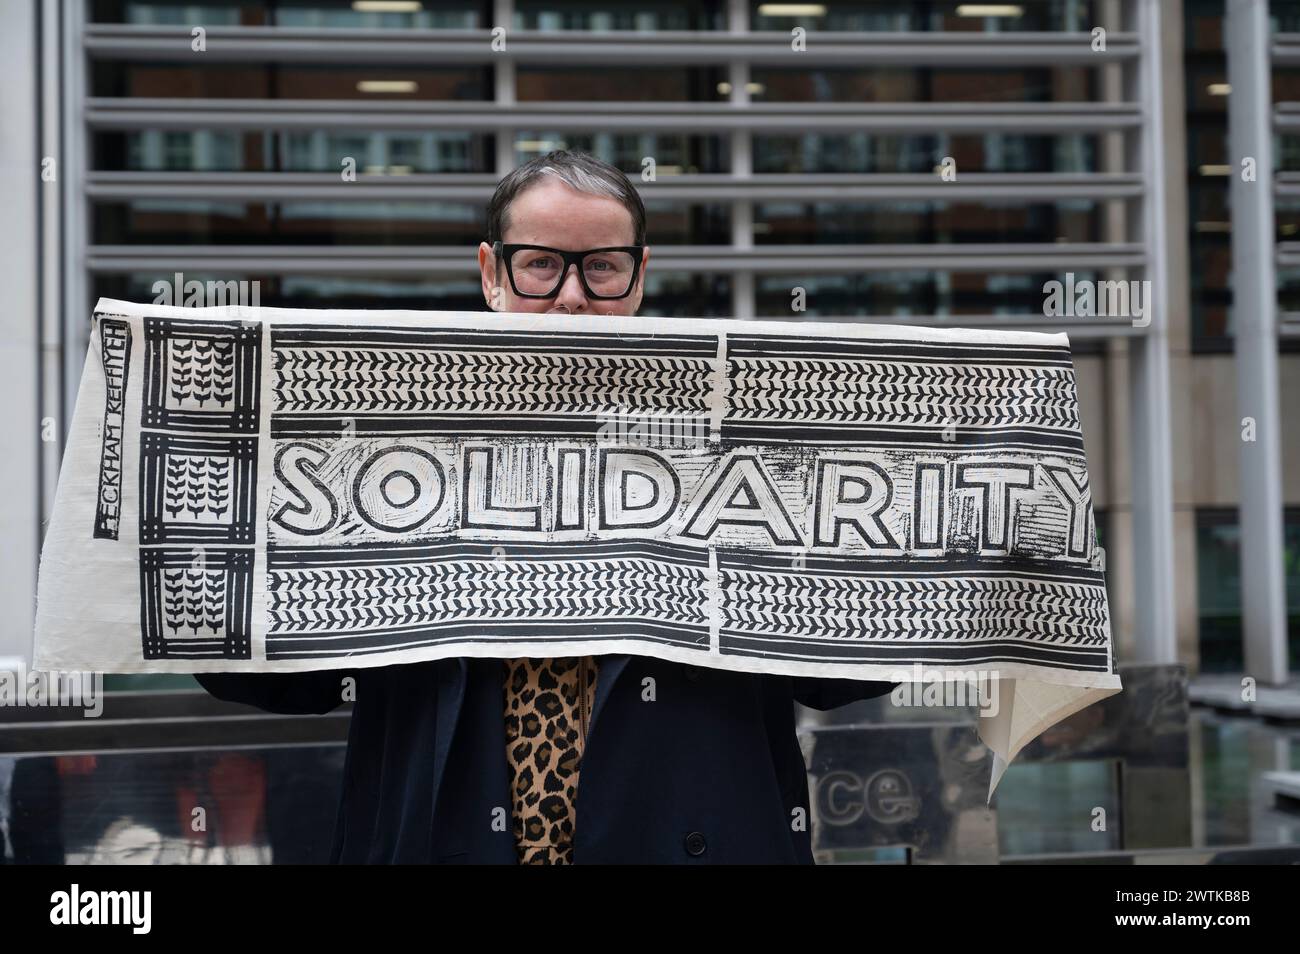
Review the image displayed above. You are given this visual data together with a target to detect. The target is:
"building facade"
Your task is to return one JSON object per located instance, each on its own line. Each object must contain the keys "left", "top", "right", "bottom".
{"left": 2, "top": 0, "right": 1297, "bottom": 683}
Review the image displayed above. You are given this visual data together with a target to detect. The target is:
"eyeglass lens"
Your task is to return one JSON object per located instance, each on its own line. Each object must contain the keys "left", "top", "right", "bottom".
{"left": 509, "top": 248, "right": 637, "bottom": 298}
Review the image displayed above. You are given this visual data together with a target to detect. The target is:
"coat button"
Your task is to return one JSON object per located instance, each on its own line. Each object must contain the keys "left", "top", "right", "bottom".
{"left": 684, "top": 831, "right": 707, "bottom": 856}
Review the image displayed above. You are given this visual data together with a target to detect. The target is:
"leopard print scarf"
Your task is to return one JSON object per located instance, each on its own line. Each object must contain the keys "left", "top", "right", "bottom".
{"left": 502, "top": 656, "right": 599, "bottom": 864}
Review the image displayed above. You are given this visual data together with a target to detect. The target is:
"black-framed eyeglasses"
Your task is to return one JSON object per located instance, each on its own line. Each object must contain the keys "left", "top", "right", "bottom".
{"left": 493, "top": 241, "right": 644, "bottom": 300}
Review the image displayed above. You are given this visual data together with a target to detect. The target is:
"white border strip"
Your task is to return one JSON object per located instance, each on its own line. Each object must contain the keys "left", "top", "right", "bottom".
{"left": 91, "top": 297, "right": 1071, "bottom": 349}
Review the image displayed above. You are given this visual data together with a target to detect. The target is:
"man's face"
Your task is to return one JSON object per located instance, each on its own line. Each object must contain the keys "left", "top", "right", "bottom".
{"left": 478, "top": 176, "right": 650, "bottom": 317}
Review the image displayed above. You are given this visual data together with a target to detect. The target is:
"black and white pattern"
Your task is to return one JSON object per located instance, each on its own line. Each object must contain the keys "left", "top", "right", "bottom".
{"left": 35, "top": 300, "right": 1122, "bottom": 795}
{"left": 257, "top": 323, "right": 1109, "bottom": 676}
{"left": 137, "top": 315, "right": 261, "bottom": 659}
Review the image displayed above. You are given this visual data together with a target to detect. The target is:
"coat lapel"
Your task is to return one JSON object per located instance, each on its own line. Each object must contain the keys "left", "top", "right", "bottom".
{"left": 429, "top": 657, "right": 470, "bottom": 825}
{"left": 590, "top": 653, "right": 632, "bottom": 735}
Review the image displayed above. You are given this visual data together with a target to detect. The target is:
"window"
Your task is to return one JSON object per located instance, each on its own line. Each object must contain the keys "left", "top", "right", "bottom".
{"left": 1196, "top": 508, "right": 1300, "bottom": 672}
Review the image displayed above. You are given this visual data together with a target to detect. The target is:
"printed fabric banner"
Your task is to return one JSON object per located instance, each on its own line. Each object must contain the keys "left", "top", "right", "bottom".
{"left": 35, "top": 298, "right": 1122, "bottom": 797}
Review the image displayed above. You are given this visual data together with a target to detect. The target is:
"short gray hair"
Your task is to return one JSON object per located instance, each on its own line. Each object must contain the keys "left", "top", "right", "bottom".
{"left": 486, "top": 149, "right": 646, "bottom": 246}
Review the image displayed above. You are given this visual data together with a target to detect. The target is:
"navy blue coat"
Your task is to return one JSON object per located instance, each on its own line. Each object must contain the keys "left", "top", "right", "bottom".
{"left": 196, "top": 655, "right": 897, "bottom": 864}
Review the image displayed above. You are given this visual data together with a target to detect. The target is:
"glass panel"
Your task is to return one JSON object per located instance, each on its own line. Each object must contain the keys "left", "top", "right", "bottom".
{"left": 753, "top": 269, "right": 1105, "bottom": 319}
{"left": 91, "top": 0, "right": 249, "bottom": 25}
{"left": 1186, "top": 0, "right": 1225, "bottom": 52}
{"left": 752, "top": 67, "right": 1095, "bottom": 104}
{"left": 1197, "top": 515, "right": 1245, "bottom": 672}
{"left": 90, "top": 0, "right": 485, "bottom": 29}
{"left": 1279, "top": 270, "right": 1300, "bottom": 322}
{"left": 996, "top": 761, "right": 1121, "bottom": 856}
{"left": 638, "top": 272, "right": 732, "bottom": 317}
{"left": 750, "top": 1, "right": 1101, "bottom": 32}
{"left": 1185, "top": 59, "right": 1230, "bottom": 114}
{"left": 511, "top": 132, "right": 727, "bottom": 174}
{"left": 753, "top": 134, "right": 1098, "bottom": 174}
{"left": 92, "top": 61, "right": 492, "bottom": 101}
{"left": 1273, "top": 0, "right": 1300, "bottom": 33}
{"left": 643, "top": 201, "right": 730, "bottom": 244}
{"left": 754, "top": 200, "right": 1101, "bottom": 244}
{"left": 1195, "top": 510, "right": 1300, "bottom": 672}
{"left": 514, "top": 0, "right": 724, "bottom": 31}
{"left": 91, "top": 199, "right": 727, "bottom": 245}
{"left": 1182, "top": 1, "right": 1300, "bottom": 350}
{"left": 93, "top": 200, "right": 486, "bottom": 245}
{"left": 516, "top": 67, "right": 728, "bottom": 102}
{"left": 1, "top": 747, "right": 345, "bottom": 864}
{"left": 1191, "top": 241, "right": 1231, "bottom": 338}
{"left": 1185, "top": 0, "right": 1230, "bottom": 348}
{"left": 94, "top": 130, "right": 493, "bottom": 172}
